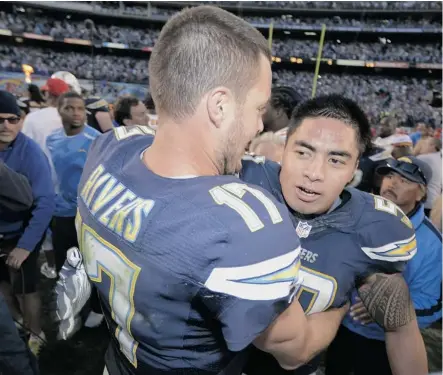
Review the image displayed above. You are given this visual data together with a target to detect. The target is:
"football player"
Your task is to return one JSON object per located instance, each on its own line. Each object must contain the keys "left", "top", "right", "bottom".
{"left": 76, "top": 7, "right": 348, "bottom": 375}
{"left": 240, "top": 95, "right": 427, "bottom": 375}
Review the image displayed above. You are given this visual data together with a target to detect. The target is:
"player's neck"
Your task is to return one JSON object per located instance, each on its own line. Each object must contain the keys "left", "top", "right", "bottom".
{"left": 144, "top": 124, "right": 219, "bottom": 178}
{"left": 63, "top": 123, "right": 84, "bottom": 136}
{"left": 399, "top": 202, "right": 416, "bottom": 217}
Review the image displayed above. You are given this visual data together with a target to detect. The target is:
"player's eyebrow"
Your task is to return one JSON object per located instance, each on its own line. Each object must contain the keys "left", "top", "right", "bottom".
{"left": 294, "top": 140, "right": 352, "bottom": 159}
{"left": 329, "top": 150, "right": 352, "bottom": 159}
{"left": 294, "top": 140, "right": 316, "bottom": 152}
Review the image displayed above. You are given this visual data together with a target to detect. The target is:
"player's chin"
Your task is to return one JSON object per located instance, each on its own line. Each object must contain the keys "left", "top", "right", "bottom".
{"left": 290, "top": 195, "right": 325, "bottom": 215}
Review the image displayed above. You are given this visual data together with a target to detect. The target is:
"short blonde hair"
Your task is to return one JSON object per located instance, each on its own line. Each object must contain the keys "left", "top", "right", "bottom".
{"left": 149, "top": 6, "right": 271, "bottom": 120}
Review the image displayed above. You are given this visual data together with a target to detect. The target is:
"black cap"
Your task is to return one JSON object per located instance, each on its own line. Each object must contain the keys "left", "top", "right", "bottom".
{"left": 0, "top": 90, "right": 21, "bottom": 117}
{"left": 376, "top": 156, "right": 432, "bottom": 186}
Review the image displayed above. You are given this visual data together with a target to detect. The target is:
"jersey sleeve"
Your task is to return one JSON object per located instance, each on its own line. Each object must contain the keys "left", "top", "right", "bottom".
{"left": 195, "top": 182, "right": 302, "bottom": 352}
{"left": 240, "top": 156, "right": 283, "bottom": 203}
{"left": 357, "top": 195, "right": 417, "bottom": 276}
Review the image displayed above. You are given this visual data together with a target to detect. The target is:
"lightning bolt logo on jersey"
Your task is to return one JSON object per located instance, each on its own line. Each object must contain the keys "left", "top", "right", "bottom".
{"left": 239, "top": 156, "right": 416, "bottom": 375}
{"left": 76, "top": 127, "right": 303, "bottom": 375}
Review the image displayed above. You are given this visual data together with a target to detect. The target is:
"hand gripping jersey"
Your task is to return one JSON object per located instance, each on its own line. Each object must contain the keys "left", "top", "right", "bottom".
{"left": 239, "top": 156, "right": 417, "bottom": 375}
{"left": 77, "top": 126, "right": 303, "bottom": 375}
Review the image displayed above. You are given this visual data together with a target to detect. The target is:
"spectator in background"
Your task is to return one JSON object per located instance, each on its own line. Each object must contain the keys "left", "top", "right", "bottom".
{"left": 84, "top": 96, "right": 114, "bottom": 133}
{"left": 46, "top": 91, "right": 103, "bottom": 328}
{"left": 262, "top": 86, "right": 302, "bottom": 134}
{"left": 410, "top": 122, "right": 433, "bottom": 146}
{"left": 390, "top": 134, "right": 414, "bottom": 159}
{"left": 0, "top": 90, "right": 55, "bottom": 356}
{"left": 21, "top": 77, "right": 69, "bottom": 157}
{"left": 113, "top": 95, "right": 149, "bottom": 127}
{"left": 374, "top": 115, "right": 397, "bottom": 148}
{"left": 46, "top": 92, "right": 100, "bottom": 272}
{"left": 413, "top": 123, "right": 436, "bottom": 155}
{"left": 430, "top": 195, "right": 442, "bottom": 231}
{"left": 331, "top": 156, "right": 441, "bottom": 375}
{"left": 25, "top": 84, "right": 46, "bottom": 113}
{"left": 417, "top": 137, "right": 442, "bottom": 217}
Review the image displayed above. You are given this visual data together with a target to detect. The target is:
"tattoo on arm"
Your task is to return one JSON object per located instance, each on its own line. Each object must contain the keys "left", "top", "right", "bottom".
{"left": 357, "top": 273, "right": 415, "bottom": 331}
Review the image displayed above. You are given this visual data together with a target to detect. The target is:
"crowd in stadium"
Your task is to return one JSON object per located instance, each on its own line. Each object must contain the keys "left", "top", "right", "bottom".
{"left": 3, "top": 8, "right": 441, "bottom": 38}
{"left": 219, "top": 1, "right": 443, "bottom": 9}
{"left": 1, "top": 43, "right": 440, "bottom": 129}
{"left": 0, "top": 2, "right": 441, "bottom": 375}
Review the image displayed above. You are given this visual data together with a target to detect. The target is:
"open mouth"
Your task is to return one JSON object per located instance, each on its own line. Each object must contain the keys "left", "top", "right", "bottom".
{"left": 296, "top": 186, "right": 321, "bottom": 202}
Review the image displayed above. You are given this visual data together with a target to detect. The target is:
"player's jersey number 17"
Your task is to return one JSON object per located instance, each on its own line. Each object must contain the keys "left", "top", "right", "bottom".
{"left": 78, "top": 220, "right": 141, "bottom": 368}
{"left": 209, "top": 183, "right": 283, "bottom": 232}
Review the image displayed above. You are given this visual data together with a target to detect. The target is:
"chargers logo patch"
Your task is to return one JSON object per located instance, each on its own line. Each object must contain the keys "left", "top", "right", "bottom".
{"left": 361, "top": 234, "right": 417, "bottom": 262}
{"left": 205, "top": 247, "right": 301, "bottom": 301}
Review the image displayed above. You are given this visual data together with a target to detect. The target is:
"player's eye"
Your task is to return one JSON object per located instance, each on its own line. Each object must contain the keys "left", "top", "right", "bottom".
{"left": 295, "top": 150, "right": 309, "bottom": 158}
{"left": 329, "top": 158, "right": 345, "bottom": 165}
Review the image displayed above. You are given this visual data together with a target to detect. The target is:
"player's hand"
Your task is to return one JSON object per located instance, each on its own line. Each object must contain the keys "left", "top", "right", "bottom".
{"left": 6, "top": 247, "right": 30, "bottom": 270}
{"left": 350, "top": 297, "right": 373, "bottom": 325}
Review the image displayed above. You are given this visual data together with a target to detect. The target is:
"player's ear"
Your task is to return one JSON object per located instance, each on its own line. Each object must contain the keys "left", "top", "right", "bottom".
{"left": 207, "top": 87, "right": 234, "bottom": 129}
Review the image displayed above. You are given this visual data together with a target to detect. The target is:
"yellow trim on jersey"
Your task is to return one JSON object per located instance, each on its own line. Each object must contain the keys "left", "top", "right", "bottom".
{"left": 296, "top": 266, "right": 338, "bottom": 315}
{"left": 361, "top": 234, "right": 417, "bottom": 262}
{"left": 79, "top": 221, "right": 141, "bottom": 368}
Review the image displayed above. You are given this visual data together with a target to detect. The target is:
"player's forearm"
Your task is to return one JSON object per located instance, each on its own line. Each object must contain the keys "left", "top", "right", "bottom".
{"left": 385, "top": 321, "right": 428, "bottom": 375}
{"left": 295, "top": 305, "right": 349, "bottom": 366}
{"left": 358, "top": 272, "right": 415, "bottom": 330}
{"left": 263, "top": 305, "right": 348, "bottom": 370}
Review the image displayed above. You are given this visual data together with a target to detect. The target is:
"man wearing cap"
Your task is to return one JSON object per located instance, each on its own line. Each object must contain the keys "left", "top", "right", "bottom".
{"left": 334, "top": 156, "right": 442, "bottom": 375}
{"left": 0, "top": 90, "right": 55, "bottom": 356}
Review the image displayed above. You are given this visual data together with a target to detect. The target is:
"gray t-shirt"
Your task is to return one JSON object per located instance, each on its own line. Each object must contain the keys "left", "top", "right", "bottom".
{"left": 418, "top": 152, "right": 442, "bottom": 209}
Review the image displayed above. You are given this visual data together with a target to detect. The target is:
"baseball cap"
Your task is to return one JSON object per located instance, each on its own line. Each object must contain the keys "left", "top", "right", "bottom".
{"left": 376, "top": 156, "right": 432, "bottom": 186}
{"left": 0, "top": 90, "right": 21, "bottom": 116}
{"left": 390, "top": 134, "right": 413, "bottom": 147}
{"left": 41, "top": 78, "right": 70, "bottom": 97}
{"left": 51, "top": 71, "right": 81, "bottom": 94}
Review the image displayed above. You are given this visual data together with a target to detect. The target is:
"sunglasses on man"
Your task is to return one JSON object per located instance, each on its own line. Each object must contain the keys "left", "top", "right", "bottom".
{"left": 0, "top": 117, "right": 21, "bottom": 125}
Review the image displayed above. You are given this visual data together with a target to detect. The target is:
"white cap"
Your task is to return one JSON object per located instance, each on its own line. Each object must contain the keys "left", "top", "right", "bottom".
{"left": 51, "top": 71, "right": 81, "bottom": 94}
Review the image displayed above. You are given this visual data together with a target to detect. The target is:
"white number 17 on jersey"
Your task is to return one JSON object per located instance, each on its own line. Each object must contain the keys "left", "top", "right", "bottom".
{"left": 210, "top": 183, "right": 283, "bottom": 232}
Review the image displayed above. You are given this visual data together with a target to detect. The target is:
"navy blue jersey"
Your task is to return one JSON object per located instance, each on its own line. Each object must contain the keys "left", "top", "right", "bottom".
{"left": 240, "top": 156, "right": 416, "bottom": 313}
{"left": 77, "top": 127, "right": 303, "bottom": 375}
{"left": 240, "top": 156, "right": 417, "bottom": 375}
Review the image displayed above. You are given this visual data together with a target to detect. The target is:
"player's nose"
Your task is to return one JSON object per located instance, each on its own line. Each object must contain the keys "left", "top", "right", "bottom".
{"left": 303, "top": 158, "right": 325, "bottom": 182}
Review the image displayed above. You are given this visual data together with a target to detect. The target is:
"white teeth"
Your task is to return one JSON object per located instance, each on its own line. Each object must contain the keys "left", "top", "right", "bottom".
{"left": 299, "top": 187, "right": 315, "bottom": 195}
